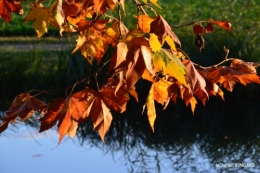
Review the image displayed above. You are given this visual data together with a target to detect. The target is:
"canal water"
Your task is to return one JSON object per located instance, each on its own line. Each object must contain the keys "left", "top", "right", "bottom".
{"left": 1, "top": 85, "right": 260, "bottom": 173}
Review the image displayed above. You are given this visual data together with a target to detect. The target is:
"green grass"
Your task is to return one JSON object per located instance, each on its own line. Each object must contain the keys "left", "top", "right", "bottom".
{"left": 1, "top": 0, "right": 260, "bottom": 63}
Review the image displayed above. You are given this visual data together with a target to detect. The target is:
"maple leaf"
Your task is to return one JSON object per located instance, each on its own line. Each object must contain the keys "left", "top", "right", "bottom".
{"left": 150, "top": 15, "right": 181, "bottom": 46}
{"left": 206, "top": 64, "right": 260, "bottom": 92}
{"left": 23, "top": 4, "right": 51, "bottom": 38}
{"left": 88, "top": 78, "right": 129, "bottom": 141}
{"left": 0, "top": 0, "right": 23, "bottom": 23}
{"left": 205, "top": 22, "right": 214, "bottom": 33}
{"left": 0, "top": 93, "right": 47, "bottom": 133}
{"left": 125, "top": 37, "right": 154, "bottom": 90}
{"left": 193, "top": 23, "right": 206, "bottom": 35}
{"left": 230, "top": 59, "right": 259, "bottom": 74}
{"left": 153, "top": 48, "right": 187, "bottom": 86}
{"left": 40, "top": 89, "right": 95, "bottom": 143}
{"left": 209, "top": 18, "right": 233, "bottom": 30}
{"left": 73, "top": 19, "right": 121, "bottom": 64}
{"left": 39, "top": 79, "right": 129, "bottom": 143}
{"left": 149, "top": 33, "right": 162, "bottom": 52}
{"left": 143, "top": 79, "right": 172, "bottom": 131}
{"left": 183, "top": 60, "right": 208, "bottom": 105}
{"left": 137, "top": 15, "right": 154, "bottom": 33}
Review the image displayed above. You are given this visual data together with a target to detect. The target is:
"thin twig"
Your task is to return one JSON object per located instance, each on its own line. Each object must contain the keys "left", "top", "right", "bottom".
{"left": 117, "top": 3, "right": 122, "bottom": 39}
{"left": 171, "top": 21, "right": 208, "bottom": 29}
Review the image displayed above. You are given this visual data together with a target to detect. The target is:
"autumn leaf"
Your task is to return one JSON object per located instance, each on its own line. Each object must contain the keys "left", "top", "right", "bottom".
{"left": 153, "top": 48, "right": 187, "bottom": 86}
{"left": 0, "top": 93, "right": 47, "bottom": 133}
{"left": 209, "top": 18, "right": 233, "bottom": 30}
{"left": 0, "top": 0, "right": 23, "bottom": 23}
{"left": 230, "top": 59, "right": 259, "bottom": 74}
{"left": 137, "top": 15, "right": 154, "bottom": 33}
{"left": 23, "top": 4, "right": 51, "bottom": 38}
{"left": 120, "top": 36, "right": 154, "bottom": 90}
{"left": 143, "top": 79, "right": 172, "bottom": 131}
{"left": 183, "top": 60, "right": 208, "bottom": 105}
{"left": 143, "top": 84, "right": 156, "bottom": 132}
{"left": 150, "top": 15, "right": 181, "bottom": 46}
{"left": 207, "top": 65, "right": 260, "bottom": 92}
{"left": 149, "top": 33, "right": 162, "bottom": 52}
{"left": 193, "top": 23, "right": 206, "bottom": 35}
{"left": 205, "top": 22, "right": 214, "bottom": 33}
{"left": 39, "top": 89, "right": 94, "bottom": 143}
{"left": 195, "top": 34, "right": 205, "bottom": 51}
{"left": 73, "top": 19, "right": 121, "bottom": 64}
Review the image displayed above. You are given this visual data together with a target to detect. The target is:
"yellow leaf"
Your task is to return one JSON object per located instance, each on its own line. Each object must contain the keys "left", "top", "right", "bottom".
{"left": 72, "top": 35, "right": 86, "bottom": 54}
{"left": 164, "top": 36, "right": 177, "bottom": 53}
{"left": 149, "top": 33, "right": 162, "bottom": 52}
{"left": 150, "top": 0, "right": 162, "bottom": 9}
{"left": 145, "top": 85, "right": 156, "bottom": 132}
{"left": 142, "top": 0, "right": 148, "bottom": 3}
{"left": 153, "top": 79, "right": 172, "bottom": 105}
{"left": 23, "top": 5, "right": 51, "bottom": 38}
{"left": 50, "top": 0, "right": 65, "bottom": 36}
{"left": 157, "top": 49, "right": 187, "bottom": 86}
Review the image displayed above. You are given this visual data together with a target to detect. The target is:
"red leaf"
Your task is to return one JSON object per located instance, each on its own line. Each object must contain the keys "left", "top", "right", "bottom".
{"left": 193, "top": 24, "right": 206, "bottom": 35}
{"left": 209, "top": 18, "right": 233, "bottom": 30}
{"left": 0, "top": 0, "right": 23, "bottom": 23}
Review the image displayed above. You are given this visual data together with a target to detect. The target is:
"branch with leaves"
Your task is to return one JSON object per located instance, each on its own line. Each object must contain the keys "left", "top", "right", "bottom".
{"left": 0, "top": 0, "right": 260, "bottom": 144}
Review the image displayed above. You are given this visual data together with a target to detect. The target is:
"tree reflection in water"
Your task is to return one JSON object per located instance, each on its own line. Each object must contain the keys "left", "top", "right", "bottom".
{"left": 1, "top": 84, "right": 260, "bottom": 173}
{"left": 75, "top": 85, "right": 260, "bottom": 173}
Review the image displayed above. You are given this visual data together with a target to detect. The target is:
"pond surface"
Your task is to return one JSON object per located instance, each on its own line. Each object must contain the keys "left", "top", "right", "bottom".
{"left": 1, "top": 85, "right": 260, "bottom": 173}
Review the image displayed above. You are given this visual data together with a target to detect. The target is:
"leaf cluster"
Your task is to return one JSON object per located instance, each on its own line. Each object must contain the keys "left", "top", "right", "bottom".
{"left": 1, "top": 0, "right": 260, "bottom": 143}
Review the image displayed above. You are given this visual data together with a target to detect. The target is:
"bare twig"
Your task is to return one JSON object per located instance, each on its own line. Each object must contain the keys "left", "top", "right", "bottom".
{"left": 171, "top": 21, "right": 208, "bottom": 29}
{"left": 117, "top": 3, "right": 122, "bottom": 39}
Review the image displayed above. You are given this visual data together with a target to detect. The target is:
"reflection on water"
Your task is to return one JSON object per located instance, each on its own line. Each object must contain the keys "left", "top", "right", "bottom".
{"left": 1, "top": 84, "right": 260, "bottom": 173}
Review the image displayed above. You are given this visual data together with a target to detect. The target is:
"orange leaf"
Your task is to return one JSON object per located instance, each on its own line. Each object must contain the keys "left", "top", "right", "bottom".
{"left": 209, "top": 18, "right": 233, "bottom": 30}
{"left": 137, "top": 15, "right": 154, "bottom": 33}
{"left": 207, "top": 66, "right": 260, "bottom": 92}
{"left": 0, "top": 94, "right": 47, "bottom": 133}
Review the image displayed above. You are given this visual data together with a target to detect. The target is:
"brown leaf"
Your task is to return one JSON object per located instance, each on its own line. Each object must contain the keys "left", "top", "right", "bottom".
{"left": 193, "top": 23, "right": 206, "bottom": 35}
{"left": 0, "top": 94, "right": 47, "bottom": 133}
{"left": 99, "top": 78, "right": 129, "bottom": 113}
{"left": 209, "top": 18, "right": 233, "bottom": 30}
{"left": 195, "top": 34, "right": 205, "bottom": 51}
{"left": 39, "top": 98, "right": 65, "bottom": 133}
{"left": 205, "top": 22, "right": 214, "bottom": 33}
{"left": 150, "top": 15, "right": 181, "bottom": 46}
{"left": 125, "top": 37, "right": 153, "bottom": 90}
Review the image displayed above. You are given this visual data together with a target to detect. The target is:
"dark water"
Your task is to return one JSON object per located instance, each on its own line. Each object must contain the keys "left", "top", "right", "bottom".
{"left": 1, "top": 84, "right": 260, "bottom": 173}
